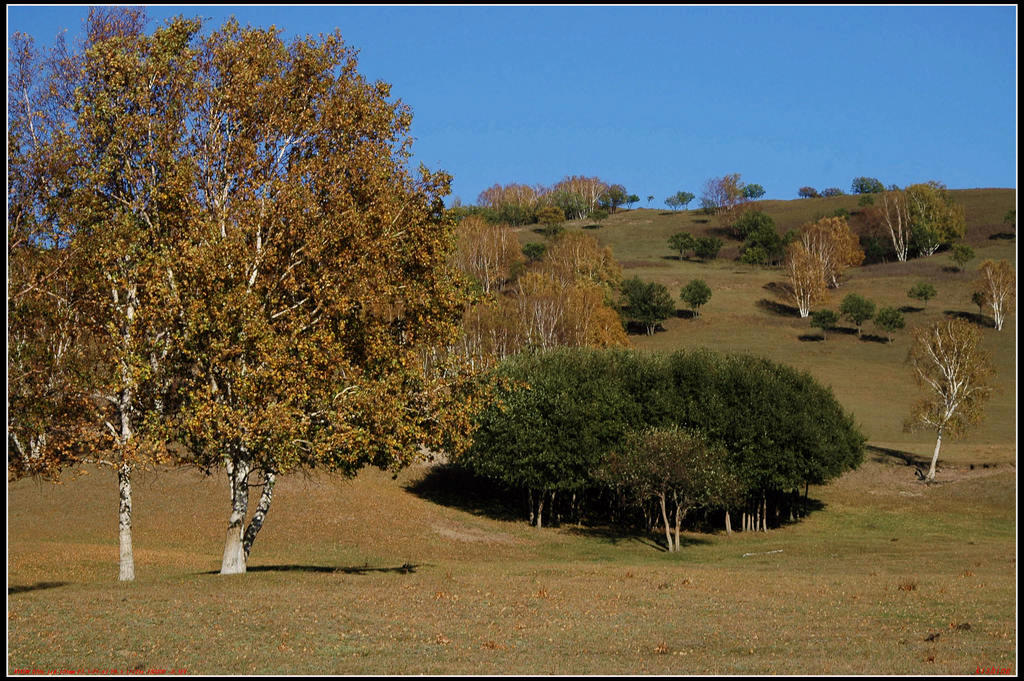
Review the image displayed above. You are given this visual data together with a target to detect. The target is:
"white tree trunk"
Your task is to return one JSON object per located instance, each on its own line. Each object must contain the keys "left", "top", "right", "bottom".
{"left": 925, "top": 428, "right": 943, "bottom": 482}
{"left": 118, "top": 463, "right": 135, "bottom": 582}
{"left": 658, "top": 494, "right": 674, "bottom": 551}
{"left": 242, "top": 470, "right": 276, "bottom": 558}
{"left": 221, "top": 458, "right": 250, "bottom": 574}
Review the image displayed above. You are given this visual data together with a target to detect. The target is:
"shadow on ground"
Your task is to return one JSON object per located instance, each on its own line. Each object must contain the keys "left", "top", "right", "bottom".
{"left": 404, "top": 464, "right": 523, "bottom": 522}
{"left": 944, "top": 310, "right": 993, "bottom": 328}
{"left": 8, "top": 581, "right": 69, "bottom": 595}
{"left": 564, "top": 526, "right": 711, "bottom": 552}
{"left": 198, "top": 563, "right": 421, "bottom": 576}
{"left": 757, "top": 298, "right": 800, "bottom": 317}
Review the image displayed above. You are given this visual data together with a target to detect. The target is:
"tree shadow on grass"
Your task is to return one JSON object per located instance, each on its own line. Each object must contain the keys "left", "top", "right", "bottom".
{"left": 8, "top": 581, "right": 69, "bottom": 595}
{"left": 198, "top": 563, "right": 421, "bottom": 576}
{"left": 404, "top": 464, "right": 523, "bottom": 523}
{"left": 564, "top": 525, "right": 711, "bottom": 552}
{"left": 756, "top": 298, "right": 800, "bottom": 317}
{"left": 859, "top": 333, "right": 891, "bottom": 344}
{"left": 944, "top": 310, "right": 993, "bottom": 328}
{"left": 866, "top": 444, "right": 931, "bottom": 468}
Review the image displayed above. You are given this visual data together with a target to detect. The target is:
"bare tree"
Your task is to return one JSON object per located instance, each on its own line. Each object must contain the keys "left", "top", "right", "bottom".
{"left": 974, "top": 260, "right": 1016, "bottom": 331}
{"left": 783, "top": 242, "right": 826, "bottom": 318}
{"left": 878, "top": 190, "right": 911, "bottom": 262}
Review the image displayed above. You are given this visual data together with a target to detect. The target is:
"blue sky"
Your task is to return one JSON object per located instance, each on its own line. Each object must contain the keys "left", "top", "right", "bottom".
{"left": 7, "top": 5, "right": 1017, "bottom": 206}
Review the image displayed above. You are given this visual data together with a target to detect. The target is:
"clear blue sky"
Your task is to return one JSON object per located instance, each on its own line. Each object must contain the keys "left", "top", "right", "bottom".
{"left": 8, "top": 5, "right": 1017, "bottom": 206}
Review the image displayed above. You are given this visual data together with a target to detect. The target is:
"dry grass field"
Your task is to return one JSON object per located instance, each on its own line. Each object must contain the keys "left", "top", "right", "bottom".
{"left": 8, "top": 189, "right": 1016, "bottom": 675}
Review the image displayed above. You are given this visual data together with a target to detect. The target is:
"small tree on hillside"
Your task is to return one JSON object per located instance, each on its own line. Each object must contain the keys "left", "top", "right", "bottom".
{"left": 537, "top": 205, "right": 566, "bottom": 238}
{"left": 908, "top": 282, "right": 937, "bottom": 307}
{"left": 622, "top": 277, "right": 676, "bottom": 335}
{"left": 694, "top": 236, "right": 724, "bottom": 261}
{"left": 810, "top": 309, "right": 839, "bottom": 340}
{"left": 851, "top": 177, "right": 885, "bottom": 194}
{"left": 742, "top": 184, "right": 766, "bottom": 200}
{"left": 523, "top": 242, "right": 547, "bottom": 263}
{"left": 680, "top": 280, "right": 712, "bottom": 318}
{"left": 949, "top": 243, "right": 974, "bottom": 272}
{"left": 839, "top": 293, "right": 876, "bottom": 337}
{"left": 600, "top": 427, "right": 737, "bottom": 552}
{"left": 905, "top": 319, "right": 993, "bottom": 482}
{"left": 675, "top": 191, "right": 696, "bottom": 211}
{"left": 668, "top": 232, "right": 696, "bottom": 260}
{"left": 974, "top": 259, "right": 1016, "bottom": 331}
{"left": 874, "top": 307, "right": 905, "bottom": 343}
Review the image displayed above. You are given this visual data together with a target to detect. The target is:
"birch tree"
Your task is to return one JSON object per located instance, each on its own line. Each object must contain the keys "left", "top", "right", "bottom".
{"left": 798, "top": 216, "right": 865, "bottom": 288}
{"left": 7, "top": 10, "right": 200, "bottom": 581}
{"left": 878, "top": 190, "right": 912, "bottom": 262}
{"left": 783, "top": 242, "right": 826, "bottom": 318}
{"left": 974, "top": 260, "right": 1016, "bottom": 331}
{"left": 174, "top": 20, "right": 480, "bottom": 574}
{"left": 905, "top": 319, "right": 993, "bottom": 481}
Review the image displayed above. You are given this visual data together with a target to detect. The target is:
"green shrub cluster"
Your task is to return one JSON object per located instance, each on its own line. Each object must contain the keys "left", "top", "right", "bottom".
{"left": 459, "top": 348, "right": 865, "bottom": 531}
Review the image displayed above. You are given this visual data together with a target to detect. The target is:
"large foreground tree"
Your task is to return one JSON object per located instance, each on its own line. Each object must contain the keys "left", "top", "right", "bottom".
{"left": 174, "top": 20, "right": 480, "bottom": 574}
{"left": 8, "top": 9, "right": 199, "bottom": 581}
{"left": 9, "top": 13, "right": 482, "bottom": 577}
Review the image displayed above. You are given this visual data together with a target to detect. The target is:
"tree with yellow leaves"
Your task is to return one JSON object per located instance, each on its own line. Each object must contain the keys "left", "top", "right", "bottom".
{"left": 798, "top": 216, "right": 865, "bottom": 288}
{"left": 8, "top": 9, "right": 200, "bottom": 581}
{"left": 783, "top": 242, "right": 827, "bottom": 318}
{"left": 905, "top": 319, "right": 993, "bottom": 481}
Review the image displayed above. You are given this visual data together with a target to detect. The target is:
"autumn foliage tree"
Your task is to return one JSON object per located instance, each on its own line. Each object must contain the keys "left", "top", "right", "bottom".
{"left": 170, "top": 20, "right": 486, "bottom": 574}
{"left": 798, "top": 216, "right": 865, "bottom": 288}
{"left": 8, "top": 9, "right": 199, "bottom": 581}
{"left": 453, "top": 216, "right": 523, "bottom": 294}
{"left": 905, "top": 319, "right": 993, "bottom": 481}
{"left": 10, "top": 12, "right": 488, "bottom": 579}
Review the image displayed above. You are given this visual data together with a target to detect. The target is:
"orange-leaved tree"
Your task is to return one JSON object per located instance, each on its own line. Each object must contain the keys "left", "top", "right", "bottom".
{"left": 173, "top": 20, "right": 481, "bottom": 574}
{"left": 798, "top": 216, "right": 865, "bottom": 288}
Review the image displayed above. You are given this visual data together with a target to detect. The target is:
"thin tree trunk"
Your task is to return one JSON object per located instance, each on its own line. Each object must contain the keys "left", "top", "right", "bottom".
{"left": 535, "top": 489, "right": 545, "bottom": 529}
{"left": 118, "top": 463, "right": 135, "bottom": 582}
{"left": 658, "top": 493, "right": 674, "bottom": 551}
{"left": 221, "top": 457, "right": 250, "bottom": 574}
{"left": 925, "top": 428, "right": 943, "bottom": 481}
{"left": 242, "top": 470, "right": 276, "bottom": 558}
{"left": 673, "top": 499, "right": 686, "bottom": 552}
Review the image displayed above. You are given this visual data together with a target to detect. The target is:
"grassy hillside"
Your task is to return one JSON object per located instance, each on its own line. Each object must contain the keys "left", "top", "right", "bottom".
{"left": 8, "top": 189, "right": 1016, "bottom": 675}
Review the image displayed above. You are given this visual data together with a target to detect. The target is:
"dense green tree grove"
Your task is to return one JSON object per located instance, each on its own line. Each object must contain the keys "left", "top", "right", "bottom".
{"left": 459, "top": 348, "right": 865, "bottom": 539}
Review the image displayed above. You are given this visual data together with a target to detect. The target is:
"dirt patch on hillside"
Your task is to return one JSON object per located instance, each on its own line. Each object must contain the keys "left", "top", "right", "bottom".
{"left": 432, "top": 523, "right": 519, "bottom": 545}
